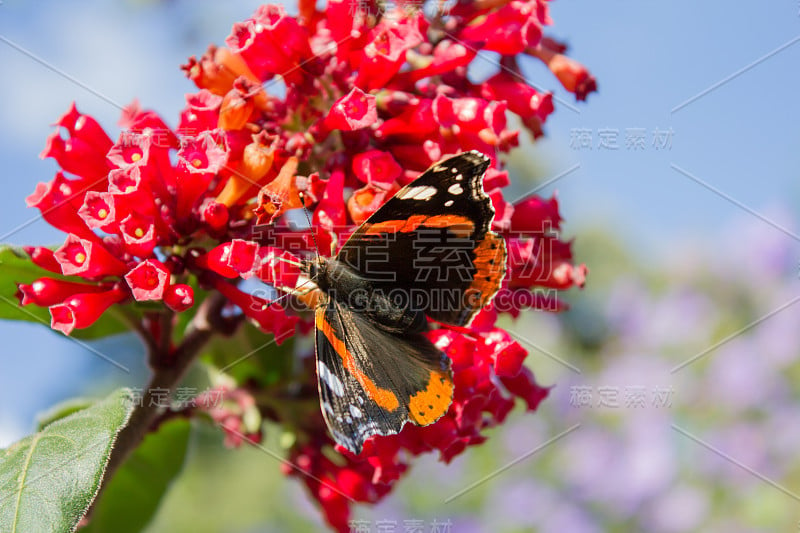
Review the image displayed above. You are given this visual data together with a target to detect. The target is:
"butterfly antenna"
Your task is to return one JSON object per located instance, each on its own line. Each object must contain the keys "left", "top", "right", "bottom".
{"left": 261, "top": 194, "right": 321, "bottom": 310}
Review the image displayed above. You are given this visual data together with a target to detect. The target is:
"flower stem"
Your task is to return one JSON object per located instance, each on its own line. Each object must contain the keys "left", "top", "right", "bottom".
{"left": 85, "top": 292, "right": 226, "bottom": 519}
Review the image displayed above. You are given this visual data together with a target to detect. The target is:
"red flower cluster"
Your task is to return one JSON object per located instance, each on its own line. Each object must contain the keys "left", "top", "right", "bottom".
{"left": 20, "top": 103, "right": 298, "bottom": 341}
{"left": 18, "top": 1, "right": 594, "bottom": 530}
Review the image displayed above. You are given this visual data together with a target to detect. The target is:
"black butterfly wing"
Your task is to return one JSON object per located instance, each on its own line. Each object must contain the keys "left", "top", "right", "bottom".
{"left": 315, "top": 301, "right": 453, "bottom": 454}
{"left": 337, "top": 151, "right": 506, "bottom": 327}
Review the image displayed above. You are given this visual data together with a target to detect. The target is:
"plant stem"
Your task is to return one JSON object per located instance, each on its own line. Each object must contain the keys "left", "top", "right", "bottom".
{"left": 85, "top": 293, "right": 226, "bottom": 519}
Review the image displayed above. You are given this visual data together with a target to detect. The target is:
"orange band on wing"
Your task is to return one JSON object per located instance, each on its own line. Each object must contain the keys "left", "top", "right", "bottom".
{"left": 465, "top": 232, "right": 507, "bottom": 311}
{"left": 316, "top": 308, "right": 400, "bottom": 412}
{"left": 363, "top": 215, "right": 474, "bottom": 238}
{"left": 408, "top": 369, "right": 454, "bottom": 425}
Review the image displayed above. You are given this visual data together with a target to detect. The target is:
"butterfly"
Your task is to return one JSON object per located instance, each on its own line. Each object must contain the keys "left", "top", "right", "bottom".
{"left": 301, "top": 150, "right": 507, "bottom": 454}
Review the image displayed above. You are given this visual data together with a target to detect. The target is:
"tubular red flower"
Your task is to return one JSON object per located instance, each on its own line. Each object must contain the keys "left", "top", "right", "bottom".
{"left": 120, "top": 101, "right": 181, "bottom": 149}
{"left": 227, "top": 7, "right": 309, "bottom": 85}
{"left": 509, "top": 195, "right": 562, "bottom": 235}
{"left": 374, "top": 98, "right": 437, "bottom": 142}
{"left": 319, "top": 88, "right": 377, "bottom": 134}
{"left": 176, "top": 132, "right": 229, "bottom": 220}
{"left": 459, "top": 0, "right": 543, "bottom": 55}
{"left": 313, "top": 168, "right": 347, "bottom": 254}
{"left": 78, "top": 191, "right": 117, "bottom": 231}
{"left": 252, "top": 247, "right": 301, "bottom": 289}
{"left": 119, "top": 213, "right": 157, "bottom": 258}
{"left": 54, "top": 234, "right": 129, "bottom": 279}
{"left": 180, "top": 90, "right": 224, "bottom": 133}
{"left": 23, "top": 246, "right": 63, "bottom": 274}
{"left": 181, "top": 45, "right": 259, "bottom": 96}
{"left": 107, "top": 132, "right": 151, "bottom": 170}
{"left": 108, "top": 167, "right": 144, "bottom": 195}
{"left": 18, "top": 277, "right": 107, "bottom": 307}
{"left": 40, "top": 131, "right": 110, "bottom": 181}
{"left": 54, "top": 102, "right": 113, "bottom": 154}
{"left": 193, "top": 243, "right": 240, "bottom": 278}
{"left": 351, "top": 150, "right": 402, "bottom": 186}
{"left": 124, "top": 259, "right": 171, "bottom": 301}
{"left": 354, "top": 17, "right": 423, "bottom": 91}
{"left": 397, "top": 40, "right": 479, "bottom": 85}
{"left": 499, "top": 366, "right": 550, "bottom": 410}
{"left": 481, "top": 72, "right": 554, "bottom": 122}
{"left": 49, "top": 287, "right": 128, "bottom": 335}
{"left": 528, "top": 43, "right": 598, "bottom": 101}
{"left": 224, "top": 239, "right": 260, "bottom": 278}
{"left": 253, "top": 4, "right": 314, "bottom": 79}
{"left": 481, "top": 329, "right": 527, "bottom": 377}
{"left": 26, "top": 172, "right": 99, "bottom": 242}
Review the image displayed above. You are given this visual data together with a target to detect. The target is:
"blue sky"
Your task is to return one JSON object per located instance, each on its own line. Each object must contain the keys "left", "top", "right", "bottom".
{"left": 0, "top": 0, "right": 798, "bottom": 444}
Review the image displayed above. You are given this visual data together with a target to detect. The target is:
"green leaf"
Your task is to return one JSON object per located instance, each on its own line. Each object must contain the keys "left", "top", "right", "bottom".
{"left": 80, "top": 419, "right": 191, "bottom": 533}
{"left": 0, "top": 245, "right": 133, "bottom": 340}
{"left": 0, "top": 388, "right": 135, "bottom": 533}
{"left": 36, "top": 398, "right": 95, "bottom": 430}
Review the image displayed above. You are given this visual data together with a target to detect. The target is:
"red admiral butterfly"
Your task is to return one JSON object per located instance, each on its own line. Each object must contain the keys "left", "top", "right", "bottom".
{"left": 302, "top": 151, "right": 507, "bottom": 454}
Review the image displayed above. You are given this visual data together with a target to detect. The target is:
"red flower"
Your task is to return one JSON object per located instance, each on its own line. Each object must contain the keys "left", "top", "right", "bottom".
{"left": 528, "top": 41, "right": 598, "bottom": 101}
{"left": 23, "top": 246, "right": 62, "bottom": 274}
{"left": 319, "top": 88, "right": 377, "bottom": 134}
{"left": 313, "top": 168, "right": 347, "bottom": 254}
{"left": 459, "top": 1, "right": 543, "bottom": 55}
{"left": 124, "top": 259, "right": 171, "bottom": 301}
{"left": 119, "top": 213, "right": 157, "bottom": 258}
{"left": 55, "top": 235, "right": 128, "bottom": 278}
{"left": 49, "top": 287, "right": 127, "bottom": 335}
{"left": 78, "top": 192, "right": 117, "bottom": 231}
{"left": 354, "top": 17, "right": 423, "bottom": 91}
{"left": 18, "top": 278, "right": 107, "bottom": 307}
{"left": 351, "top": 150, "right": 402, "bottom": 186}
{"left": 26, "top": 172, "right": 97, "bottom": 241}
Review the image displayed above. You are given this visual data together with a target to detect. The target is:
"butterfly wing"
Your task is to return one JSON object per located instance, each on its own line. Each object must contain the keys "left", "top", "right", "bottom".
{"left": 315, "top": 300, "right": 453, "bottom": 454}
{"left": 337, "top": 151, "right": 506, "bottom": 327}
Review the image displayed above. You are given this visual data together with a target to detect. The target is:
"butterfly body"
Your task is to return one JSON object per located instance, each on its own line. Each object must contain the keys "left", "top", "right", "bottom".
{"left": 304, "top": 150, "right": 506, "bottom": 454}
{"left": 303, "top": 256, "right": 428, "bottom": 334}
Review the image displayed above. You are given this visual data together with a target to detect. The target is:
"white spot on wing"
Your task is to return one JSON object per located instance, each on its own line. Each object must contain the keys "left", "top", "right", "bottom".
{"left": 317, "top": 360, "right": 345, "bottom": 397}
{"left": 444, "top": 200, "right": 454, "bottom": 207}
{"left": 349, "top": 405, "right": 363, "bottom": 418}
{"left": 448, "top": 183, "right": 464, "bottom": 195}
{"left": 397, "top": 185, "right": 437, "bottom": 201}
